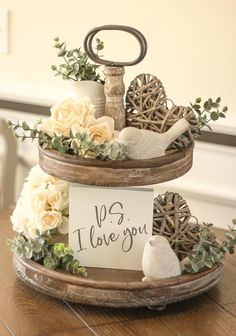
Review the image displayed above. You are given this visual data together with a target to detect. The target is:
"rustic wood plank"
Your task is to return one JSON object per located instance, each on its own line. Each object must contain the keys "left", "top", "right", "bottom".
{"left": 0, "top": 217, "right": 14, "bottom": 239}
{"left": 222, "top": 303, "right": 236, "bottom": 316}
{"left": 0, "top": 319, "right": 12, "bottom": 336}
{"left": 207, "top": 259, "right": 236, "bottom": 305}
{"left": 0, "top": 208, "right": 12, "bottom": 221}
{"left": 39, "top": 143, "right": 193, "bottom": 186}
{"left": 50, "top": 328, "right": 95, "bottom": 336}
{"left": 67, "top": 303, "right": 158, "bottom": 327}
{"left": 2, "top": 208, "right": 236, "bottom": 336}
{"left": 159, "top": 295, "right": 236, "bottom": 336}
{"left": 92, "top": 317, "right": 177, "bottom": 336}
{"left": 0, "top": 234, "right": 86, "bottom": 336}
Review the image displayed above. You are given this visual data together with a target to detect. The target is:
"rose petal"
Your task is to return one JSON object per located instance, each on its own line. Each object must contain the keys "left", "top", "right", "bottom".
{"left": 58, "top": 216, "right": 69, "bottom": 234}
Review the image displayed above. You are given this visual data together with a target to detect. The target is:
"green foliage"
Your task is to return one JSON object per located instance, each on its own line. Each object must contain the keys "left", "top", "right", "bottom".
{"left": 51, "top": 37, "right": 104, "bottom": 83}
{"left": 183, "top": 221, "right": 236, "bottom": 274}
{"left": 8, "top": 120, "right": 128, "bottom": 161}
{"left": 6, "top": 232, "right": 87, "bottom": 276}
{"left": 190, "top": 97, "right": 228, "bottom": 133}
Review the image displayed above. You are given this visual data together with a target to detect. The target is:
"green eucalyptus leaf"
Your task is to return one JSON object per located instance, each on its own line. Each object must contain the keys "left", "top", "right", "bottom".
{"left": 219, "top": 113, "right": 226, "bottom": 118}
{"left": 211, "top": 102, "right": 219, "bottom": 108}
{"left": 204, "top": 102, "right": 211, "bottom": 110}
{"left": 191, "top": 260, "right": 199, "bottom": 273}
{"left": 210, "top": 112, "right": 219, "bottom": 121}
{"left": 204, "top": 259, "right": 213, "bottom": 268}
{"left": 58, "top": 49, "right": 67, "bottom": 57}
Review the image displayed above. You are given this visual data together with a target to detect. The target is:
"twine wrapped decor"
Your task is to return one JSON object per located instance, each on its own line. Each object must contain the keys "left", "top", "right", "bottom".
{"left": 152, "top": 192, "right": 200, "bottom": 260}
{"left": 125, "top": 74, "right": 199, "bottom": 149}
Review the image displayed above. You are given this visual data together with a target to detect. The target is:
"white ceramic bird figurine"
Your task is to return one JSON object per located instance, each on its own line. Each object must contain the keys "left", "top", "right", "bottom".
{"left": 118, "top": 119, "right": 190, "bottom": 160}
{"left": 142, "top": 235, "right": 181, "bottom": 281}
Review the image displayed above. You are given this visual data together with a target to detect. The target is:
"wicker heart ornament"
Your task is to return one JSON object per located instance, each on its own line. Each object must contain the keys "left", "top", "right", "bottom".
{"left": 125, "top": 74, "right": 198, "bottom": 149}
{"left": 152, "top": 192, "right": 200, "bottom": 260}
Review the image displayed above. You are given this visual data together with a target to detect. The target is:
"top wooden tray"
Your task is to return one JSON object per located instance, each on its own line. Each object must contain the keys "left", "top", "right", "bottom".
{"left": 38, "top": 143, "right": 194, "bottom": 187}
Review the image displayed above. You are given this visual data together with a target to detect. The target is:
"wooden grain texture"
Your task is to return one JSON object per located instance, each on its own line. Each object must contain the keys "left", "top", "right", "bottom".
{"left": 67, "top": 303, "right": 158, "bottom": 327}
{"left": 223, "top": 303, "right": 236, "bottom": 316}
{"left": 104, "top": 66, "right": 126, "bottom": 131}
{"left": 13, "top": 252, "right": 222, "bottom": 308}
{"left": 50, "top": 328, "right": 95, "bottom": 336}
{"left": 1, "top": 209, "right": 236, "bottom": 336}
{"left": 38, "top": 143, "right": 193, "bottom": 187}
{"left": 0, "top": 231, "right": 87, "bottom": 336}
{"left": 93, "top": 317, "right": 177, "bottom": 336}
{"left": 0, "top": 319, "right": 12, "bottom": 336}
{"left": 159, "top": 295, "right": 236, "bottom": 336}
{"left": 207, "top": 260, "right": 236, "bottom": 305}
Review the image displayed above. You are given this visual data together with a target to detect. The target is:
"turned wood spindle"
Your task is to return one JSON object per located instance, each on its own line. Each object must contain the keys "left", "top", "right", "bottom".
{"left": 104, "top": 66, "right": 125, "bottom": 131}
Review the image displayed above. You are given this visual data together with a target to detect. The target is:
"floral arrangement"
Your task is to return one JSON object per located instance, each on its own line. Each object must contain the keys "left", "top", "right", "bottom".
{"left": 190, "top": 97, "right": 228, "bottom": 132}
{"left": 182, "top": 221, "right": 236, "bottom": 274}
{"left": 51, "top": 37, "right": 104, "bottom": 83}
{"left": 11, "top": 165, "right": 69, "bottom": 238}
{"left": 9, "top": 97, "right": 128, "bottom": 161}
{"left": 7, "top": 165, "right": 86, "bottom": 276}
{"left": 8, "top": 165, "right": 236, "bottom": 277}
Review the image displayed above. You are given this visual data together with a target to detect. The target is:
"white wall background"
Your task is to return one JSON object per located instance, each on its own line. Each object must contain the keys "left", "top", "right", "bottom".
{"left": 0, "top": 0, "right": 235, "bottom": 227}
{"left": 0, "top": 0, "right": 236, "bottom": 112}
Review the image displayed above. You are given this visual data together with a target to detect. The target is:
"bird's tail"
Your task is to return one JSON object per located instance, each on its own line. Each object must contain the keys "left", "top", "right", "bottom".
{"left": 164, "top": 119, "right": 190, "bottom": 145}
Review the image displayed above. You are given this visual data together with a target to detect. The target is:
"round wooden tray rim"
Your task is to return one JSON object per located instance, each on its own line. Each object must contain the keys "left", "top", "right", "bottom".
{"left": 38, "top": 143, "right": 194, "bottom": 186}
{"left": 14, "top": 253, "right": 222, "bottom": 291}
{"left": 38, "top": 143, "right": 194, "bottom": 169}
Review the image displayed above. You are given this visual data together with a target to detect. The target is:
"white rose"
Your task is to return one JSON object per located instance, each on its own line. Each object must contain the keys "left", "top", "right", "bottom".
{"left": 38, "top": 119, "right": 70, "bottom": 138}
{"left": 11, "top": 197, "right": 26, "bottom": 234}
{"left": 77, "top": 100, "right": 95, "bottom": 127}
{"left": 50, "top": 179, "right": 69, "bottom": 192}
{"left": 51, "top": 98, "right": 83, "bottom": 125}
{"left": 21, "top": 165, "right": 55, "bottom": 196}
{"left": 58, "top": 216, "right": 69, "bottom": 234}
{"left": 23, "top": 213, "right": 39, "bottom": 239}
{"left": 11, "top": 200, "right": 38, "bottom": 239}
{"left": 87, "top": 116, "right": 116, "bottom": 144}
{"left": 39, "top": 98, "right": 94, "bottom": 137}
{"left": 38, "top": 210, "right": 62, "bottom": 232}
{"left": 48, "top": 189, "right": 69, "bottom": 211}
{"left": 29, "top": 186, "right": 49, "bottom": 213}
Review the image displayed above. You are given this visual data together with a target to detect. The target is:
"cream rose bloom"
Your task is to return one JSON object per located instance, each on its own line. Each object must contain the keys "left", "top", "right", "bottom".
{"left": 11, "top": 197, "right": 26, "bottom": 234}
{"left": 11, "top": 165, "right": 70, "bottom": 238}
{"left": 87, "top": 116, "right": 116, "bottom": 144}
{"left": 21, "top": 165, "right": 55, "bottom": 196}
{"left": 48, "top": 189, "right": 69, "bottom": 211}
{"left": 39, "top": 119, "right": 70, "bottom": 138}
{"left": 38, "top": 98, "right": 94, "bottom": 137}
{"left": 29, "top": 186, "right": 49, "bottom": 213}
{"left": 38, "top": 210, "right": 62, "bottom": 232}
{"left": 58, "top": 216, "right": 69, "bottom": 234}
{"left": 11, "top": 199, "right": 39, "bottom": 239}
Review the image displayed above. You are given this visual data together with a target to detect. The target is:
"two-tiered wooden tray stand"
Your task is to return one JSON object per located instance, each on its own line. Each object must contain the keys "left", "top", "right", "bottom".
{"left": 13, "top": 25, "right": 222, "bottom": 309}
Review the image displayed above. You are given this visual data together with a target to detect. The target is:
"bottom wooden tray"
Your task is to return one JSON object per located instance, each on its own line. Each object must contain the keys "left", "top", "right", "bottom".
{"left": 13, "top": 253, "right": 222, "bottom": 309}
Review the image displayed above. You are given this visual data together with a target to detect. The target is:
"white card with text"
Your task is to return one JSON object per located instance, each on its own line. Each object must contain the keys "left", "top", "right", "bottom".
{"left": 69, "top": 184, "right": 154, "bottom": 270}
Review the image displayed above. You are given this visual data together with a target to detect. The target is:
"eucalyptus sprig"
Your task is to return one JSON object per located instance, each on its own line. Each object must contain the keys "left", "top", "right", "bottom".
{"left": 190, "top": 97, "right": 228, "bottom": 133}
{"left": 182, "top": 220, "right": 236, "bottom": 274}
{"left": 51, "top": 37, "right": 104, "bottom": 83}
{"left": 8, "top": 120, "right": 128, "bottom": 161}
{"left": 6, "top": 232, "right": 87, "bottom": 276}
